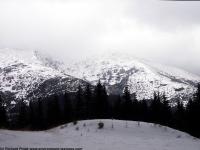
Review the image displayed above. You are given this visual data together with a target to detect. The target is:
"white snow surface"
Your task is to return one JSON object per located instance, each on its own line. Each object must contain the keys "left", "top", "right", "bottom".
{"left": 0, "top": 120, "right": 199, "bottom": 150}
{"left": 64, "top": 53, "right": 200, "bottom": 100}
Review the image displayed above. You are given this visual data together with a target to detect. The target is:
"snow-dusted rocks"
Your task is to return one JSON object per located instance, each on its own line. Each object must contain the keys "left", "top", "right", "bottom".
{"left": 65, "top": 53, "right": 200, "bottom": 102}
{"left": 0, "top": 48, "right": 88, "bottom": 102}
{"left": 0, "top": 49, "right": 199, "bottom": 104}
{"left": 0, "top": 120, "right": 199, "bottom": 150}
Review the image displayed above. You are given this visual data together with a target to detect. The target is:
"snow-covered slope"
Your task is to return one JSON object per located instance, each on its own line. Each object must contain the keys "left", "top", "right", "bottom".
{"left": 0, "top": 119, "right": 199, "bottom": 150}
{"left": 0, "top": 48, "right": 88, "bottom": 103}
{"left": 65, "top": 53, "right": 200, "bottom": 101}
{"left": 1, "top": 49, "right": 199, "bottom": 103}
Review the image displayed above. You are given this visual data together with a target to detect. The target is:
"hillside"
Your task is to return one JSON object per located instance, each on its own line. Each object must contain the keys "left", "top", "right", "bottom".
{"left": 64, "top": 53, "right": 200, "bottom": 102}
{"left": 0, "top": 48, "right": 88, "bottom": 103}
{"left": 0, "top": 49, "right": 200, "bottom": 104}
{"left": 0, "top": 120, "right": 199, "bottom": 150}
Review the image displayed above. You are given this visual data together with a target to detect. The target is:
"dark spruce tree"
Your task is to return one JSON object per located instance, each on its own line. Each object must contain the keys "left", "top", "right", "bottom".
{"left": 75, "top": 85, "right": 86, "bottom": 120}
{"left": 63, "top": 93, "right": 73, "bottom": 123}
{"left": 32, "top": 98, "right": 45, "bottom": 129}
{"left": 122, "top": 86, "right": 132, "bottom": 120}
{"left": 150, "top": 92, "right": 163, "bottom": 123}
{"left": 0, "top": 94, "right": 7, "bottom": 128}
{"left": 174, "top": 99, "right": 185, "bottom": 131}
{"left": 139, "top": 99, "right": 149, "bottom": 122}
{"left": 185, "top": 83, "right": 200, "bottom": 137}
{"left": 51, "top": 95, "right": 61, "bottom": 125}
{"left": 160, "top": 93, "right": 172, "bottom": 126}
{"left": 29, "top": 99, "right": 40, "bottom": 129}
{"left": 17, "top": 98, "right": 29, "bottom": 129}
{"left": 94, "top": 80, "right": 109, "bottom": 119}
{"left": 194, "top": 83, "right": 200, "bottom": 137}
{"left": 37, "top": 98, "right": 45, "bottom": 129}
{"left": 131, "top": 92, "right": 139, "bottom": 120}
{"left": 102, "top": 85, "right": 110, "bottom": 118}
{"left": 29, "top": 100, "right": 36, "bottom": 129}
{"left": 84, "top": 84, "right": 92, "bottom": 119}
{"left": 113, "top": 95, "right": 122, "bottom": 119}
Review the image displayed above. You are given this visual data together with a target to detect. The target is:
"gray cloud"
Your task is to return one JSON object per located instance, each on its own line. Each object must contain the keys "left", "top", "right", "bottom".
{"left": 0, "top": 0, "right": 200, "bottom": 75}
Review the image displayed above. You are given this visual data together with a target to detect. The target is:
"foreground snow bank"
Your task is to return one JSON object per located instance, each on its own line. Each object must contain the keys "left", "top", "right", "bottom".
{"left": 0, "top": 120, "right": 199, "bottom": 150}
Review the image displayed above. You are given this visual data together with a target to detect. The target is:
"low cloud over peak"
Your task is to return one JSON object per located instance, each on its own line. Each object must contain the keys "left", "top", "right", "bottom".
{"left": 0, "top": 0, "right": 200, "bottom": 75}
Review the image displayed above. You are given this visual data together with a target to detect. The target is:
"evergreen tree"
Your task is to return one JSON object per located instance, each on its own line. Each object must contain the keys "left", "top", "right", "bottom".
{"left": 38, "top": 98, "right": 44, "bottom": 129}
{"left": 139, "top": 100, "right": 149, "bottom": 122}
{"left": 29, "top": 100, "right": 35, "bottom": 129}
{"left": 84, "top": 84, "right": 92, "bottom": 119}
{"left": 150, "top": 92, "right": 162, "bottom": 123}
{"left": 32, "top": 98, "right": 44, "bottom": 129}
{"left": 161, "top": 93, "right": 172, "bottom": 125}
{"left": 102, "top": 85, "right": 110, "bottom": 118}
{"left": 185, "top": 84, "right": 200, "bottom": 137}
{"left": 39, "top": 98, "right": 49, "bottom": 129}
{"left": 63, "top": 93, "right": 73, "bottom": 123}
{"left": 195, "top": 83, "right": 200, "bottom": 102}
{"left": 174, "top": 100, "right": 185, "bottom": 131}
{"left": 122, "top": 86, "right": 132, "bottom": 120}
{"left": 194, "top": 84, "right": 200, "bottom": 137}
{"left": 75, "top": 85, "right": 86, "bottom": 120}
{"left": 94, "top": 80, "right": 109, "bottom": 118}
{"left": 46, "top": 97, "right": 54, "bottom": 127}
{"left": 52, "top": 95, "right": 61, "bottom": 125}
{"left": 18, "top": 99, "right": 29, "bottom": 128}
{"left": 113, "top": 95, "right": 122, "bottom": 119}
{"left": 29, "top": 99, "right": 41, "bottom": 129}
{"left": 132, "top": 92, "right": 139, "bottom": 120}
{"left": 0, "top": 94, "right": 7, "bottom": 128}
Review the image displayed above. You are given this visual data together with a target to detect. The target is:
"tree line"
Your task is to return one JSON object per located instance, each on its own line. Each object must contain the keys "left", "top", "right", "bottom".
{"left": 0, "top": 81, "right": 200, "bottom": 138}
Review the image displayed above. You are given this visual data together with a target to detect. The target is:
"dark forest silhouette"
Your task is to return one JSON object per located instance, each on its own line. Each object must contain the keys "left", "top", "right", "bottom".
{"left": 0, "top": 81, "right": 200, "bottom": 138}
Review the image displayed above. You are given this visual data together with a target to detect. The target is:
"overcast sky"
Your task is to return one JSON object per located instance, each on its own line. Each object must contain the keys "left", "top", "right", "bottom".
{"left": 0, "top": 0, "right": 200, "bottom": 75}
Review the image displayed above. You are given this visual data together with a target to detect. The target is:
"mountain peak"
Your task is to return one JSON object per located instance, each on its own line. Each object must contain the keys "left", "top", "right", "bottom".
{"left": 0, "top": 49, "right": 199, "bottom": 104}
{"left": 0, "top": 48, "right": 88, "bottom": 103}
{"left": 65, "top": 53, "right": 200, "bottom": 102}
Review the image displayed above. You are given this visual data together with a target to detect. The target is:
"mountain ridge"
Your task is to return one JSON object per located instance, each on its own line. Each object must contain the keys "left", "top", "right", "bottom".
{"left": 63, "top": 52, "right": 200, "bottom": 102}
{"left": 0, "top": 49, "right": 199, "bottom": 104}
{"left": 0, "top": 48, "right": 88, "bottom": 104}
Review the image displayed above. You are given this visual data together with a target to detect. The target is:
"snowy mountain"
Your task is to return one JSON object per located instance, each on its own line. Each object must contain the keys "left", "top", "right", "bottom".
{"left": 0, "top": 119, "right": 199, "bottom": 150}
{"left": 1, "top": 49, "right": 199, "bottom": 104}
{"left": 0, "top": 48, "right": 88, "bottom": 104}
{"left": 64, "top": 53, "right": 200, "bottom": 102}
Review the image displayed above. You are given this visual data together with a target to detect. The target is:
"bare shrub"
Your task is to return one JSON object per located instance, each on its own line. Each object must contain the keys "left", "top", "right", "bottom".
{"left": 98, "top": 122, "right": 104, "bottom": 129}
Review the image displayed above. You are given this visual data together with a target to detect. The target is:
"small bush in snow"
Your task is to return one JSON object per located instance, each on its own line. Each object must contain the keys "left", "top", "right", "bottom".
{"left": 98, "top": 122, "right": 104, "bottom": 129}
{"left": 83, "top": 123, "right": 86, "bottom": 127}
{"left": 73, "top": 121, "right": 78, "bottom": 125}
{"left": 75, "top": 127, "right": 79, "bottom": 131}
